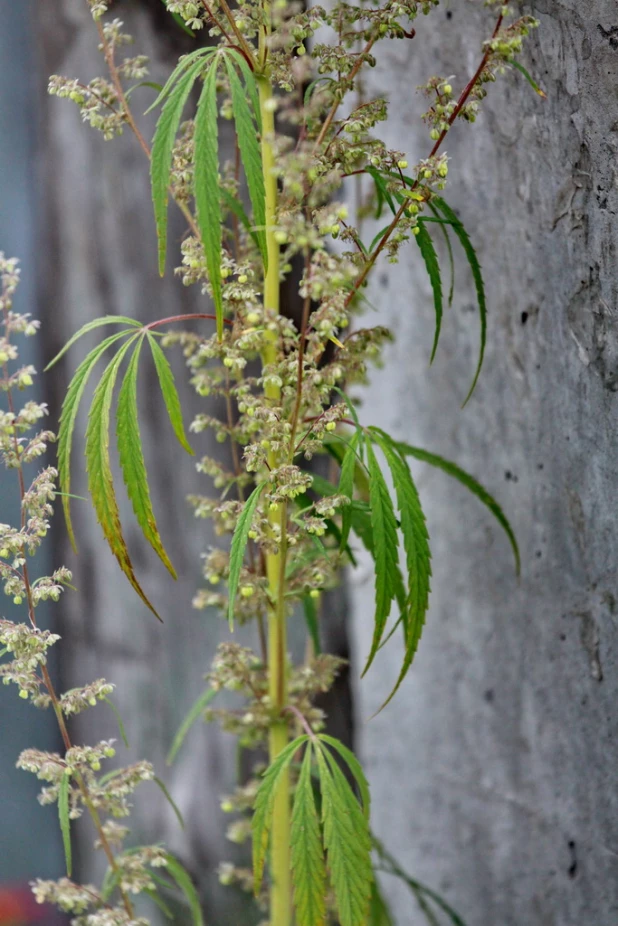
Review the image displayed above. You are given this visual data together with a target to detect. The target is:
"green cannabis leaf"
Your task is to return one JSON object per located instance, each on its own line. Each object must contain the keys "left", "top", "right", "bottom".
{"left": 362, "top": 438, "right": 400, "bottom": 675}
{"left": 291, "top": 744, "right": 327, "bottom": 926}
{"left": 414, "top": 222, "right": 443, "bottom": 363}
{"left": 431, "top": 196, "right": 487, "bottom": 404}
{"left": 117, "top": 334, "right": 177, "bottom": 578}
{"left": 227, "top": 482, "right": 265, "bottom": 629}
{"left": 253, "top": 735, "right": 310, "bottom": 894}
{"left": 58, "top": 771, "right": 72, "bottom": 877}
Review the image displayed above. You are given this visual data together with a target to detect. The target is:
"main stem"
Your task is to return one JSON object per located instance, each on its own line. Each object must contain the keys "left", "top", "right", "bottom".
{"left": 258, "top": 57, "right": 292, "bottom": 926}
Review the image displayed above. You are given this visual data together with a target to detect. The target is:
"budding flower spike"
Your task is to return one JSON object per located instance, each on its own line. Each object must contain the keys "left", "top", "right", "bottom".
{"left": 25, "top": 0, "right": 541, "bottom": 922}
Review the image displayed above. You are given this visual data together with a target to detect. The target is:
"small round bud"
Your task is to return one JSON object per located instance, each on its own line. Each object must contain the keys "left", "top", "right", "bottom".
{"left": 13, "top": 596, "right": 22, "bottom": 605}
{"left": 240, "top": 585, "right": 255, "bottom": 598}
{"left": 309, "top": 589, "right": 320, "bottom": 599}
{"left": 223, "top": 357, "right": 234, "bottom": 368}
{"left": 296, "top": 44, "right": 306, "bottom": 55}
{"left": 397, "top": 159, "right": 408, "bottom": 170}
{"left": 246, "top": 311, "right": 260, "bottom": 324}
{"left": 443, "top": 83, "right": 453, "bottom": 96}
{"left": 413, "top": 226, "right": 421, "bottom": 236}
{"left": 19, "top": 689, "right": 29, "bottom": 700}
{"left": 325, "top": 421, "right": 336, "bottom": 432}
{"left": 248, "top": 530, "right": 258, "bottom": 540}
{"left": 104, "top": 747, "right": 116, "bottom": 758}
{"left": 89, "top": 697, "right": 97, "bottom": 707}
{"left": 91, "top": 761, "right": 101, "bottom": 772}
{"left": 238, "top": 274, "right": 248, "bottom": 284}
{"left": 430, "top": 128, "right": 440, "bottom": 140}
{"left": 221, "top": 267, "right": 231, "bottom": 279}
{"left": 274, "top": 231, "right": 287, "bottom": 245}
{"left": 221, "top": 799, "right": 234, "bottom": 813}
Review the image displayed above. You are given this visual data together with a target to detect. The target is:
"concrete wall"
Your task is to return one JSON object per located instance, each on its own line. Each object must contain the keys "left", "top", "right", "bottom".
{"left": 351, "top": 3, "right": 618, "bottom": 923}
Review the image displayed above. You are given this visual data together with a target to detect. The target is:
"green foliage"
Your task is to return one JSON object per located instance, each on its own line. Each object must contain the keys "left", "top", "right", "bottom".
{"left": 253, "top": 735, "right": 310, "bottom": 893}
{"left": 52, "top": 321, "right": 195, "bottom": 614}
{"left": 254, "top": 734, "right": 373, "bottom": 926}
{"left": 150, "top": 54, "right": 213, "bottom": 274}
{"left": 227, "top": 482, "right": 265, "bottom": 629}
{"left": 167, "top": 687, "right": 217, "bottom": 764}
{"left": 431, "top": 197, "right": 487, "bottom": 405}
{"left": 150, "top": 48, "right": 265, "bottom": 338}
{"left": 362, "top": 438, "right": 401, "bottom": 676}
{"left": 160, "top": 852, "right": 205, "bottom": 926}
{"left": 291, "top": 745, "right": 327, "bottom": 926}
{"left": 395, "top": 440, "right": 520, "bottom": 574}
{"left": 117, "top": 334, "right": 177, "bottom": 578}
{"left": 302, "top": 593, "right": 321, "bottom": 654}
{"left": 414, "top": 222, "right": 443, "bottom": 363}
{"left": 58, "top": 771, "right": 72, "bottom": 877}
{"left": 370, "top": 428, "right": 431, "bottom": 706}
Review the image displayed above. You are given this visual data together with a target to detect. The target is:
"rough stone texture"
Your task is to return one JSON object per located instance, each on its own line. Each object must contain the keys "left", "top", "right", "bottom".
{"left": 351, "top": 3, "right": 618, "bottom": 924}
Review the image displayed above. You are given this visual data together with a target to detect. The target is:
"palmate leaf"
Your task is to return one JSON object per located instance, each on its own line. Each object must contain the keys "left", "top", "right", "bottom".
{"left": 414, "top": 222, "right": 443, "bottom": 363}
{"left": 85, "top": 336, "right": 160, "bottom": 619}
{"left": 362, "top": 440, "right": 400, "bottom": 676}
{"left": 117, "top": 334, "right": 176, "bottom": 577}
{"left": 317, "top": 734, "right": 370, "bottom": 820}
{"left": 370, "top": 428, "right": 432, "bottom": 707}
{"left": 227, "top": 482, "right": 265, "bottom": 629}
{"left": 151, "top": 56, "right": 211, "bottom": 276}
{"left": 431, "top": 196, "right": 487, "bottom": 404}
{"left": 146, "top": 333, "right": 194, "bottom": 454}
{"left": 54, "top": 329, "right": 136, "bottom": 550}
{"left": 338, "top": 430, "right": 361, "bottom": 552}
{"left": 224, "top": 55, "right": 267, "bottom": 269}
{"left": 316, "top": 743, "right": 372, "bottom": 926}
{"left": 395, "top": 440, "right": 520, "bottom": 574}
{"left": 58, "top": 772, "right": 72, "bottom": 877}
{"left": 291, "top": 744, "right": 327, "bottom": 926}
{"left": 44, "top": 315, "right": 142, "bottom": 371}
{"left": 145, "top": 48, "right": 213, "bottom": 114}
{"left": 194, "top": 59, "right": 225, "bottom": 339}
{"left": 253, "top": 734, "right": 309, "bottom": 894}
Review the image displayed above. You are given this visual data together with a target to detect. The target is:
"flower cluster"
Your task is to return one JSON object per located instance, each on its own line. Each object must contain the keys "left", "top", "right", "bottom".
{"left": 0, "top": 256, "right": 187, "bottom": 926}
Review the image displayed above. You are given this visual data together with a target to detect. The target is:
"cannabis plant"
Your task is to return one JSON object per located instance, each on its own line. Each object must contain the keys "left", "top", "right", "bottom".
{"left": 4, "top": 0, "right": 541, "bottom": 923}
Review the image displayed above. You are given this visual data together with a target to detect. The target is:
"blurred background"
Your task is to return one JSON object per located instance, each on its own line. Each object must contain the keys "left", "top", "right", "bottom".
{"left": 2, "top": 1, "right": 618, "bottom": 925}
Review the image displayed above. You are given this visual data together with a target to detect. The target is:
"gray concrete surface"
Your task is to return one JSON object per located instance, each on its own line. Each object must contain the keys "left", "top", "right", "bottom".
{"left": 350, "top": 3, "right": 618, "bottom": 924}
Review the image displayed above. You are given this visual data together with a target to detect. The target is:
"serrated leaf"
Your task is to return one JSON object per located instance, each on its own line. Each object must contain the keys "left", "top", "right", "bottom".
{"left": 194, "top": 59, "right": 224, "bottom": 338}
{"left": 151, "top": 57, "right": 206, "bottom": 274}
{"left": 117, "top": 335, "right": 176, "bottom": 577}
{"left": 161, "top": 853, "right": 204, "bottom": 926}
{"left": 432, "top": 197, "right": 486, "bottom": 404}
{"left": 302, "top": 594, "right": 321, "bottom": 654}
{"left": 362, "top": 440, "right": 400, "bottom": 676}
{"left": 44, "top": 316, "right": 142, "bottom": 371}
{"left": 224, "top": 56, "right": 267, "bottom": 269}
{"left": 253, "top": 735, "right": 309, "bottom": 894}
{"left": 145, "top": 48, "right": 213, "bottom": 114}
{"left": 147, "top": 333, "right": 194, "bottom": 454}
{"left": 316, "top": 744, "right": 372, "bottom": 926}
{"left": 338, "top": 431, "right": 360, "bottom": 552}
{"left": 370, "top": 429, "right": 432, "bottom": 708}
{"left": 395, "top": 440, "right": 520, "bottom": 574}
{"left": 85, "top": 337, "right": 160, "bottom": 619}
{"left": 154, "top": 776, "right": 185, "bottom": 830}
{"left": 291, "top": 744, "right": 327, "bottom": 926}
{"left": 366, "top": 167, "right": 397, "bottom": 219}
{"left": 167, "top": 687, "right": 217, "bottom": 765}
{"left": 318, "top": 734, "right": 370, "bottom": 821}
{"left": 57, "top": 330, "right": 136, "bottom": 550}
{"left": 58, "top": 772, "right": 72, "bottom": 877}
{"left": 225, "top": 48, "right": 262, "bottom": 133}
{"left": 425, "top": 201, "right": 455, "bottom": 306}
{"left": 414, "top": 222, "right": 443, "bottom": 363}
{"left": 221, "top": 187, "right": 260, "bottom": 250}
{"left": 228, "top": 482, "right": 265, "bottom": 629}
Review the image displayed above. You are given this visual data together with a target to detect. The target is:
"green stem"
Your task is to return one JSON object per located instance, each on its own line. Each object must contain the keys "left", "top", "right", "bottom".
{"left": 258, "top": 58, "right": 292, "bottom": 926}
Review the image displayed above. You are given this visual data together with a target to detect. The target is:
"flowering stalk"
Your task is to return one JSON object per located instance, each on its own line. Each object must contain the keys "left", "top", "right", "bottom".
{"left": 40, "top": 0, "right": 539, "bottom": 923}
